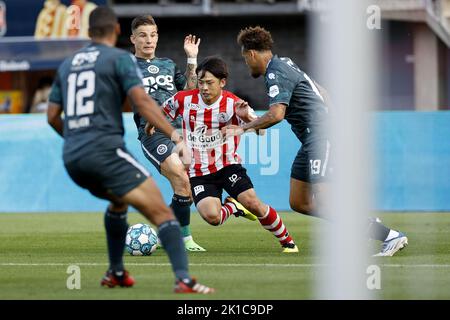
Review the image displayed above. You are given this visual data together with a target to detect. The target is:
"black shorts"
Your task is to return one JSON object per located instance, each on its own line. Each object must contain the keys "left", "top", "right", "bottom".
{"left": 291, "top": 138, "right": 332, "bottom": 183}
{"left": 189, "top": 164, "right": 254, "bottom": 205}
{"left": 140, "top": 131, "right": 176, "bottom": 173}
{"left": 64, "top": 146, "right": 149, "bottom": 199}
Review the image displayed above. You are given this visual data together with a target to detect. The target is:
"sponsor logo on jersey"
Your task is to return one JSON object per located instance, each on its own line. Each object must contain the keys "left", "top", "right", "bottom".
{"left": 268, "top": 73, "right": 275, "bottom": 80}
{"left": 268, "top": 85, "right": 280, "bottom": 98}
{"left": 148, "top": 65, "right": 159, "bottom": 74}
{"left": 187, "top": 124, "right": 223, "bottom": 150}
{"left": 72, "top": 51, "right": 100, "bottom": 67}
{"left": 195, "top": 125, "right": 207, "bottom": 135}
{"left": 143, "top": 75, "right": 174, "bottom": 93}
{"left": 228, "top": 173, "right": 242, "bottom": 187}
{"left": 187, "top": 103, "right": 200, "bottom": 110}
{"left": 156, "top": 144, "right": 168, "bottom": 155}
{"left": 218, "top": 112, "right": 229, "bottom": 123}
{"left": 0, "top": 1, "right": 7, "bottom": 37}
{"left": 194, "top": 185, "right": 205, "bottom": 196}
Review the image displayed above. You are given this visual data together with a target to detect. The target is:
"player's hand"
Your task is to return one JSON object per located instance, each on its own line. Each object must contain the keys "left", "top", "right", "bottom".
{"left": 235, "top": 100, "right": 250, "bottom": 119}
{"left": 184, "top": 34, "right": 201, "bottom": 59}
{"left": 221, "top": 124, "right": 244, "bottom": 138}
{"left": 145, "top": 123, "right": 155, "bottom": 136}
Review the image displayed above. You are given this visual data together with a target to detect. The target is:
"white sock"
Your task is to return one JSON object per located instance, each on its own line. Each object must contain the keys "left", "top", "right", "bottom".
{"left": 385, "top": 230, "right": 400, "bottom": 242}
{"left": 183, "top": 235, "right": 193, "bottom": 242}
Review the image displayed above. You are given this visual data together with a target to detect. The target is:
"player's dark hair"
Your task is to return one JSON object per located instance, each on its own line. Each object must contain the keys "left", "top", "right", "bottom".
{"left": 196, "top": 56, "right": 228, "bottom": 80}
{"left": 131, "top": 15, "right": 157, "bottom": 33}
{"left": 237, "top": 26, "right": 273, "bottom": 51}
{"left": 88, "top": 6, "right": 118, "bottom": 38}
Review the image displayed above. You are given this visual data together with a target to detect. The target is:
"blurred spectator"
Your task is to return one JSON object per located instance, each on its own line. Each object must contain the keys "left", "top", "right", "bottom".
{"left": 30, "top": 77, "right": 53, "bottom": 113}
{"left": 0, "top": 96, "right": 11, "bottom": 113}
{"left": 35, "top": 0, "right": 67, "bottom": 39}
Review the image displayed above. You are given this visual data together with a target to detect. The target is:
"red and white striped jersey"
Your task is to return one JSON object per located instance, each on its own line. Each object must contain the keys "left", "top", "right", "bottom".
{"left": 162, "top": 89, "right": 244, "bottom": 177}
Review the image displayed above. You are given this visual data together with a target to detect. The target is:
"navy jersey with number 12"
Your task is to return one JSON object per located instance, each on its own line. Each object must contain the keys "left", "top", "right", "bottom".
{"left": 48, "top": 43, "right": 144, "bottom": 159}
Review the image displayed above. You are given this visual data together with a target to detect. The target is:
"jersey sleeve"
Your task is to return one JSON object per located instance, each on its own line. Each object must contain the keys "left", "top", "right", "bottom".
{"left": 265, "top": 68, "right": 296, "bottom": 107}
{"left": 174, "top": 63, "right": 187, "bottom": 90}
{"left": 162, "top": 93, "right": 183, "bottom": 120}
{"left": 115, "top": 53, "right": 144, "bottom": 93}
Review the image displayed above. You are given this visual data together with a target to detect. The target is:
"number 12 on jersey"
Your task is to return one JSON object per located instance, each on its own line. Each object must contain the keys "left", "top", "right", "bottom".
{"left": 66, "top": 71, "right": 96, "bottom": 117}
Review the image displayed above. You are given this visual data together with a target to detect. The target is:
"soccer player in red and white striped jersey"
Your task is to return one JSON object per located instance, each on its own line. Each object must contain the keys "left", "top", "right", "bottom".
{"left": 161, "top": 56, "right": 298, "bottom": 253}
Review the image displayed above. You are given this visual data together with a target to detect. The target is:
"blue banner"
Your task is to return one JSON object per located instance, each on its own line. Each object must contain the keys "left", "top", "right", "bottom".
{"left": 1, "top": 112, "right": 450, "bottom": 212}
{"left": 0, "top": 38, "right": 90, "bottom": 71}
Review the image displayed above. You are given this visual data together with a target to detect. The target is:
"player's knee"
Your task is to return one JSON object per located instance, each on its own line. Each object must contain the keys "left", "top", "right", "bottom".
{"left": 208, "top": 218, "right": 221, "bottom": 226}
{"left": 202, "top": 212, "right": 221, "bottom": 226}
{"left": 289, "top": 199, "right": 311, "bottom": 215}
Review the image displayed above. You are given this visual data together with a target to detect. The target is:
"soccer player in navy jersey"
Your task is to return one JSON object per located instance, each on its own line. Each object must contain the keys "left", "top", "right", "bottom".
{"left": 130, "top": 15, "right": 205, "bottom": 252}
{"left": 224, "top": 26, "right": 408, "bottom": 257}
{"left": 47, "top": 6, "right": 213, "bottom": 293}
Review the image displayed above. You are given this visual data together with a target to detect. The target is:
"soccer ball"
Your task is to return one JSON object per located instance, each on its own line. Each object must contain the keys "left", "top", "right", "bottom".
{"left": 125, "top": 223, "right": 159, "bottom": 256}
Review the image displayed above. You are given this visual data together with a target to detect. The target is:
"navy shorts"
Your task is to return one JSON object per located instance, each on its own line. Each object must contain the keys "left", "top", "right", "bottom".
{"left": 291, "top": 138, "right": 332, "bottom": 183}
{"left": 140, "top": 131, "right": 176, "bottom": 172}
{"left": 64, "top": 146, "right": 149, "bottom": 199}
{"left": 189, "top": 164, "right": 254, "bottom": 205}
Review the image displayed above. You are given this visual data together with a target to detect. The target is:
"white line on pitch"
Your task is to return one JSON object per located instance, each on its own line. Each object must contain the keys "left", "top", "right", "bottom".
{"left": 1, "top": 263, "right": 450, "bottom": 268}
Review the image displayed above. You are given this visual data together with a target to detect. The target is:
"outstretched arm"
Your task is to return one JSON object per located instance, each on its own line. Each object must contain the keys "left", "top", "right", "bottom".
{"left": 223, "top": 103, "right": 286, "bottom": 137}
{"left": 242, "top": 103, "right": 286, "bottom": 131}
{"left": 183, "top": 34, "right": 201, "bottom": 90}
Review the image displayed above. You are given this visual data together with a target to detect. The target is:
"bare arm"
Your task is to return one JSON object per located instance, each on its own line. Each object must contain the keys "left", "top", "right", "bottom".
{"left": 184, "top": 62, "right": 197, "bottom": 90}
{"left": 241, "top": 103, "right": 286, "bottom": 132}
{"left": 183, "top": 34, "right": 200, "bottom": 90}
{"left": 128, "top": 86, "right": 182, "bottom": 142}
{"left": 47, "top": 102, "right": 64, "bottom": 137}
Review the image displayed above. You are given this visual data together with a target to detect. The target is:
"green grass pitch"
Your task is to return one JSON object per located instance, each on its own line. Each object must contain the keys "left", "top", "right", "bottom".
{"left": 0, "top": 212, "right": 449, "bottom": 299}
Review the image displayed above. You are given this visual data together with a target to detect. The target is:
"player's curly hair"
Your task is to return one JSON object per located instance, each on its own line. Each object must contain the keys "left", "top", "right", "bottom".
{"left": 237, "top": 26, "right": 273, "bottom": 51}
{"left": 131, "top": 15, "right": 157, "bottom": 33}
